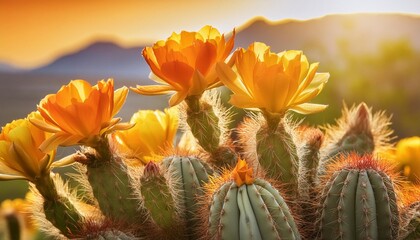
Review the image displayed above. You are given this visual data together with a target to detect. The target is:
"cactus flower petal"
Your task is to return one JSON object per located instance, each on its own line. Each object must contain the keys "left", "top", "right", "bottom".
{"left": 0, "top": 112, "right": 56, "bottom": 182}
{"left": 135, "top": 25, "right": 235, "bottom": 106}
{"left": 34, "top": 79, "right": 128, "bottom": 151}
{"left": 232, "top": 159, "right": 254, "bottom": 186}
{"left": 218, "top": 42, "right": 329, "bottom": 115}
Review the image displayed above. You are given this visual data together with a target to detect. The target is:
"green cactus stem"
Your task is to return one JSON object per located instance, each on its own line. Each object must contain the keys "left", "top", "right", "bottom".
{"left": 207, "top": 178, "right": 300, "bottom": 240}
{"left": 185, "top": 95, "right": 221, "bottom": 153}
{"left": 162, "top": 156, "right": 213, "bottom": 237}
{"left": 185, "top": 95, "right": 237, "bottom": 169}
{"left": 319, "top": 103, "right": 375, "bottom": 174}
{"left": 140, "top": 161, "right": 178, "bottom": 231}
{"left": 319, "top": 160, "right": 399, "bottom": 240}
{"left": 78, "top": 139, "right": 144, "bottom": 223}
{"left": 298, "top": 128, "right": 323, "bottom": 201}
{"left": 256, "top": 111, "right": 299, "bottom": 197}
{"left": 33, "top": 174, "right": 83, "bottom": 237}
{"left": 297, "top": 128, "right": 323, "bottom": 237}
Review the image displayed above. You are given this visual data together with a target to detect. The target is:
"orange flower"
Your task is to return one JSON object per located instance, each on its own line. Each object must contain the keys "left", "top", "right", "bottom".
{"left": 0, "top": 112, "right": 56, "bottom": 182}
{"left": 231, "top": 158, "right": 254, "bottom": 186}
{"left": 31, "top": 79, "right": 130, "bottom": 152}
{"left": 132, "top": 25, "right": 235, "bottom": 106}
{"left": 217, "top": 42, "right": 329, "bottom": 115}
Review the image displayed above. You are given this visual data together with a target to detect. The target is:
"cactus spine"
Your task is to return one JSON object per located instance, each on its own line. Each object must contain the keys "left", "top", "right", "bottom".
{"left": 319, "top": 103, "right": 393, "bottom": 175}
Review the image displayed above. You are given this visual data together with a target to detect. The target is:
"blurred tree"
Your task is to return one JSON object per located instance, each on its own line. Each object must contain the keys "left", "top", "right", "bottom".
{"left": 301, "top": 38, "right": 420, "bottom": 139}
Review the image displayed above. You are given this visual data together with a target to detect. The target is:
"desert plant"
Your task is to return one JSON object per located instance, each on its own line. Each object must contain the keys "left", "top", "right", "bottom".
{"left": 0, "top": 25, "right": 417, "bottom": 240}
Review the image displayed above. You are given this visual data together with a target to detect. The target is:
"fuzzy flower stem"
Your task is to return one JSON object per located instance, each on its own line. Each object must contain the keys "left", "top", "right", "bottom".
{"left": 34, "top": 173, "right": 58, "bottom": 202}
{"left": 262, "top": 110, "right": 283, "bottom": 133}
{"left": 185, "top": 95, "right": 201, "bottom": 113}
{"left": 185, "top": 95, "right": 221, "bottom": 153}
{"left": 33, "top": 173, "right": 83, "bottom": 237}
{"left": 256, "top": 115, "right": 299, "bottom": 198}
{"left": 185, "top": 95, "right": 237, "bottom": 168}
{"left": 89, "top": 136, "right": 113, "bottom": 166}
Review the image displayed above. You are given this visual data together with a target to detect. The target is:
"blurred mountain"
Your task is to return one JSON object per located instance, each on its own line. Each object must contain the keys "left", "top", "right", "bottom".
{"left": 23, "top": 13, "right": 420, "bottom": 80}
{"left": 235, "top": 14, "right": 420, "bottom": 62}
{"left": 32, "top": 41, "right": 149, "bottom": 80}
{"left": 0, "top": 61, "right": 24, "bottom": 73}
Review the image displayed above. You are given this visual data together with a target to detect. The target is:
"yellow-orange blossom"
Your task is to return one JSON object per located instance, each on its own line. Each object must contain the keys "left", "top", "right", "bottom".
{"left": 232, "top": 159, "right": 254, "bottom": 186}
{"left": 31, "top": 79, "right": 129, "bottom": 152}
{"left": 132, "top": 25, "right": 235, "bottom": 106}
{"left": 113, "top": 108, "right": 178, "bottom": 165}
{"left": 0, "top": 112, "right": 55, "bottom": 181}
{"left": 217, "top": 42, "right": 329, "bottom": 115}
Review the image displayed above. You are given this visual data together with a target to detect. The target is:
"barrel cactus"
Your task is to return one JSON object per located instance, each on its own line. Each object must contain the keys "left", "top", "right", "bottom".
{"left": 202, "top": 159, "right": 301, "bottom": 240}
{"left": 317, "top": 154, "right": 399, "bottom": 240}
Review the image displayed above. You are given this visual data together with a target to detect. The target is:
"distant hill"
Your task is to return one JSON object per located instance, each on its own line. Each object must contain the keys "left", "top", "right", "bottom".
{"left": 235, "top": 14, "right": 420, "bottom": 62}
{"left": 25, "top": 13, "right": 420, "bottom": 80}
{"left": 32, "top": 41, "right": 149, "bottom": 80}
{"left": 0, "top": 61, "right": 24, "bottom": 73}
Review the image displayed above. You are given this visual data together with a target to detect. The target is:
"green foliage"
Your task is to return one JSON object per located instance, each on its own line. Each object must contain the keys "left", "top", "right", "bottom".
{"left": 304, "top": 39, "right": 420, "bottom": 138}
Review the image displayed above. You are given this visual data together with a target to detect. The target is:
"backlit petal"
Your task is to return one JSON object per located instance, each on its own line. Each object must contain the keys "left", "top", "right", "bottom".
{"left": 131, "top": 85, "right": 175, "bottom": 95}
{"left": 220, "top": 42, "right": 329, "bottom": 115}
{"left": 136, "top": 26, "right": 235, "bottom": 106}
{"left": 289, "top": 103, "right": 328, "bottom": 114}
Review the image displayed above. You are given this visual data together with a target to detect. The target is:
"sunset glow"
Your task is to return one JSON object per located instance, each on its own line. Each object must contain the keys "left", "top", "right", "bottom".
{"left": 1, "top": 0, "right": 419, "bottom": 68}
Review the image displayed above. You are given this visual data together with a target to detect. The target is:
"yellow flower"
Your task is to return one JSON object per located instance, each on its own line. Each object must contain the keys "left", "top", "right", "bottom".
{"left": 217, "top": 42, "right": 329, "bottom": 115}
{"left": 112, "top": 108, "right": 178, "bottom": 165}
{"left": 395, "top": 136, "right": 420, "bottom": 183}
{"left": 132, "top": 25, "right": 235, "bottom": 106}
{"left": 0, "top": 112, "right": 55, "bottom": 182}
{"left": 0, "top": 197, "right": 36, "bottom": 239}
{"left": 231, "top": 158, "right": 254, "bottom": 186}
{"left": 31, "top": 79, "right": 130, "bottom": 152}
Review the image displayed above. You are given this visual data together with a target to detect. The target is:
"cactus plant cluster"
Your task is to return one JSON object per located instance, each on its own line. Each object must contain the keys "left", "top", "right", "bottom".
{"left": 1, "top": 25, "right": 420, "bottom": 240}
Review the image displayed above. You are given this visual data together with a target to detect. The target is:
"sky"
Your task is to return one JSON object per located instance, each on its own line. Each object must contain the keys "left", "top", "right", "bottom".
{"left": 1, "top": 0, "right": 420, "bottom": 68}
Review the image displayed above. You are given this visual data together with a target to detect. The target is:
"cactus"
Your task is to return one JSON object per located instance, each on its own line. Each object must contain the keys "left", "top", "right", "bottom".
{"left": 138, "top": 161, "right": 187, "bottom": 240}
{"left": 319, "top": 103, "right": 393, "bottom": 175}
{"left": 317, "top": 154, "right": 399, "bottom": 240}
{"left": 80, "top": 146, "right": 145, "bottom": 223}
{"left": 161, "top": 155, "right": 214, "bottom": 237}
{"left": 182, "top": 92, "right": 237, "bottom": 169}
{"left": 203, "top": 159, "right": 301, "bottom": 240}
{"left": 238, "top": 112, "right": 300, "bottom": 198}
